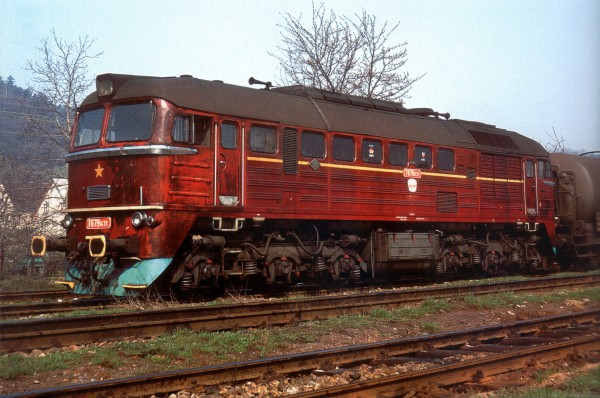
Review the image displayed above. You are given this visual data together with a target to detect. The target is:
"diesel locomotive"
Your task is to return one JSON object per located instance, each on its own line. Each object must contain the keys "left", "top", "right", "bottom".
{"left": 30, "top": 73, "right": 600, "bottom": 296}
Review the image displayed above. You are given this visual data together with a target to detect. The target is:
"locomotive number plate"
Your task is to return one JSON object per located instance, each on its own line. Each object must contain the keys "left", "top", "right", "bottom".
{"left": 403, "top": 169, "right": 422, "bottom": 178}
{"left": 86, "top": 217, "right": 112, "bottom": 229}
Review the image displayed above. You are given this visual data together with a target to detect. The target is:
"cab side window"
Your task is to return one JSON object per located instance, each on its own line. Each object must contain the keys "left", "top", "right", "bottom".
{"left": 173, "top": 116, "right": 190, "bottom": 143}
{"left": 538, "top": 160, "right": 552, "bottom": 178}
{"left": 221, "top": 122, "right": 237, "bottom": 149}
{"left": 526, "top": 160, "right": 534, "bottom": 178}
{"left": 173, "top": 115, "right": 211, "bottom": 146}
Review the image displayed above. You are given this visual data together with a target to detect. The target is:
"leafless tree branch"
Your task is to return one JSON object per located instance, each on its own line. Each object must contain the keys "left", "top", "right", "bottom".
{"left": 24, "top": 29, "right": 102, "bottom": 151}
{"left": 271, "top": 3, "right": 423, "bottom": 103}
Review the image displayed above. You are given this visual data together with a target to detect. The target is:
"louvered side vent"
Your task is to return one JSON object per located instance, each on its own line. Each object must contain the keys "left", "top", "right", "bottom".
{"left": 126, "top": 236, "right": 141, "bottom": 254}
{"left": 283, "top": 128, "right": 298, "bottom": 175}
{"left": 87, "top": 185, "right": 111, "bottom": 201}
{"left": 437, "top": 191, "right": 458, "bottom": 213}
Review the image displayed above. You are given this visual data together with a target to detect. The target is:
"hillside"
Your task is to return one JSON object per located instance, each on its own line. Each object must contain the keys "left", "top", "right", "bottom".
{"left": 0, "top": 75, "right": 67, "bottom": 213}
{"left": 0, "top": 76, "right": 69, "bottom": 161}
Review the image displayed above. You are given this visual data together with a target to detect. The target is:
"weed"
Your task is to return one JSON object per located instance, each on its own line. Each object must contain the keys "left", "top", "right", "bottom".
{"left": 420, "top": 321, "right": 440, "bottom": 334}
{"left": 88, "top": 348, "right": 123, "bottom": 368}
{"left": 0, "top": 275, "right": 64, "bottom": 293}
{"left": 496, "top": 366, "right": 600, "bottom": 398}
{"left": 0, "top": 351, "right": 81, "bottom": 379}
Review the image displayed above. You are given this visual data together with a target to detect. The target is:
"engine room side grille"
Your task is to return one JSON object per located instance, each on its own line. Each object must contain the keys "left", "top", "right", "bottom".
{"left": 87, "top": 185, "right": 111, "bottom": 201}
{"left": 283, "top": 128, "right": 298, "bottom": 175}
{"left": 437, "top": 191, "right": 458, "bottom": 213}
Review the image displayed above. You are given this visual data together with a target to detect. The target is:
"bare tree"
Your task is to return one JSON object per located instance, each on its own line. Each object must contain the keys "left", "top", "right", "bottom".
{"left": 545, "top": 127, "right": 567, "bottom": 153}
{"left": 0, "top": 156, "right": 40, "bottom": 274}
{"left": 0, "top": 31, "right": 102, "bottom": 276}
{"left": 24, "top": 29, "right": 102, "bottom": 153}
{"left": 271, "top": 3, "right": 423, "bottom": 103}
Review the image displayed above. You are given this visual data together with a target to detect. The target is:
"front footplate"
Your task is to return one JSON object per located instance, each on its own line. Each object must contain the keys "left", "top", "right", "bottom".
{"left": 58, "top": 257, "right": 173, "bottom": 297}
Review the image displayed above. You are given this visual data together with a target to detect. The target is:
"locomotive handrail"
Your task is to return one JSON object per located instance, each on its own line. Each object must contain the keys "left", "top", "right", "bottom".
{"left": 65, "top": 145, "right": 198, "bottom": 162}
{"left": 62, "top": 205, "right": 165, "bottom": 213}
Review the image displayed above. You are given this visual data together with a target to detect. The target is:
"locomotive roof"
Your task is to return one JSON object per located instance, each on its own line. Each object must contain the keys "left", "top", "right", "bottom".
{"left": 81, "top": 74, "right": 548, "bottom": 157}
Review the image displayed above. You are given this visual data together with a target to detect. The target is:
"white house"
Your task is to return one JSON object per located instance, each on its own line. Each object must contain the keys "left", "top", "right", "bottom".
{"left": 35, "top": 177, "right": 68, "bottom": 237}
{"left": 0, "top": 182, "right": 16, "bottom": 226}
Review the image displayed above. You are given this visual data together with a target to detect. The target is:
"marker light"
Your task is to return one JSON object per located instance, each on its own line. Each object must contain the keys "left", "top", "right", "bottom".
{"left": 146, "top": 215, "right": 162, "bottom": 227}
{"left": 61, "top": 214, "right": 74, "bottom": 229}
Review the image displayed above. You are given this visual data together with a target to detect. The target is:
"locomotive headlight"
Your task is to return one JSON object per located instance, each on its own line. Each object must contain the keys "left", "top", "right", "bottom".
{"left": 131, "top": 212, "right": 147, "bottom": 228}
{"left": 61, "top": 214, "right": 74, "bottom": 229}
{"left": 97, "top": 77, "right": 113, "bottom": 96}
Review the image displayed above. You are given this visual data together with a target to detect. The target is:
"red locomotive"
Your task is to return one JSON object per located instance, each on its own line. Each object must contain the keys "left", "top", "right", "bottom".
{"left": 30, "top": 74, "right": 599, "bottom": 296}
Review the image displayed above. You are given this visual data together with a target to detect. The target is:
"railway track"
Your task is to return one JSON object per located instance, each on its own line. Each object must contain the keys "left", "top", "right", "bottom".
{"left": 5, "top": 310, "right": 599, "bottom": 398}
{"left": 0, "top": 297, "right": 117, "bottom": 320}
{"left": 1, "top": 273, "right": 598, "bottom": 353}
{"left": 0, "top": 290, "right": 75, "bottom": 304}
{"left": 2, "top": 273, "right": 596, "bottom": 320}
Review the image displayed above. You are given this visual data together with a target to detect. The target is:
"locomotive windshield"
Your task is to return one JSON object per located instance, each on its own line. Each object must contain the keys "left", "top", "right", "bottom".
{"left": 74, "top": 102, "right": 156, "bottom": 147}
{"left": 106, "top": 102, "right": 155, "bottom": 142}
{"left": 74, "top": 108, "right": 104, "bottom": 147}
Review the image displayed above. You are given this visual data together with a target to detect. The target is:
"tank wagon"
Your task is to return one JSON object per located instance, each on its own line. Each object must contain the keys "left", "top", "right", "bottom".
{"left": 31, "top": 73, "right": 560, "bottom": 296}
{"left": 551, "top": 153, "right": 600, "bottom": 268}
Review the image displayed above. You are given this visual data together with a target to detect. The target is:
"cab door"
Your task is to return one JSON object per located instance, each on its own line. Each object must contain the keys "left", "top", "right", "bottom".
{"left": 216, "top": 121, "right": 242, "bottom": 206}
{"left": 524, "top": 158, "right": 538, "bottom": 215}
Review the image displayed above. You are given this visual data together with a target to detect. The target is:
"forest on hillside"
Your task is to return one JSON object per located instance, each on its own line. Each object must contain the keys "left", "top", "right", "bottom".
{"left": 0, "top": 75, "right": 68, "bottom": 275}
{"left": 0, "top": 75, "right": 69, "bottom": 161}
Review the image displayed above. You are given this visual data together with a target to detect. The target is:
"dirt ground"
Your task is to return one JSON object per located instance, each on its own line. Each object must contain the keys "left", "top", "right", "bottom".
{"left": 1, "top": 291, "right": 598, "bottom": 396}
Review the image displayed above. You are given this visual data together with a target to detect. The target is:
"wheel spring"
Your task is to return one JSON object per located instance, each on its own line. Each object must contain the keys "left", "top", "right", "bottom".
{"left": 243, "top": 261, "right": 258, "bottom": 275}
{"left": 435, "top": 261, "right": 445, "bottom": 274}
{"left": 179, "top": 272, "right": 193, "bottom": 290}
{"left": 510, "top": 251, "right": 521, "bottom": 264}
{"left": 351, "top": 268, "right": 361, "bottom": 279}
{"left": 314, "top": 257, "right": 327, "bottom": 273}
{"left": 471, "top": 253, "right": 481, "bottom": 265}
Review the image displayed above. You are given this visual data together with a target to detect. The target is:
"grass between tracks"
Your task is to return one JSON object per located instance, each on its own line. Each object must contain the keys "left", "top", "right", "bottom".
{"left": 496, "top": 366, "right": 600, "bottom": 397}
{"left": 1, "top": 287, "right": 598, "bottom": 381}
{"left": 0, "top": 275, "right": 66, "bottom": 293}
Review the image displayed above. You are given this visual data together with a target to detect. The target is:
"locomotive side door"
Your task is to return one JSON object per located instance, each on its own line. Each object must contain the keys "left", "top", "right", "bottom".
{"left": 216, "top": 121, "right": 242, "bottom": 206}
{"left": 524, "top": 158, "right": 538, "bottom": 215}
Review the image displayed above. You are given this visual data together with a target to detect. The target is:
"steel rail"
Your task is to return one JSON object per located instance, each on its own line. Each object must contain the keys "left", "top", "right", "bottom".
{"left": 0, "top": 290, "right": 74, "bottom": 304}
{"left": 0, "top": 298, "right": 117, "bottom": 320}
{"left": 1, "top": 274, "right": 599, "bottom": 353}
{"left": 4, "top": 310, "right": 598, "bottom": 398}
{"left": 0, "top": 272, "right": 594, "bottom": 320}
{"left": 289, "top": 334, "right": 600, "bottom": 397}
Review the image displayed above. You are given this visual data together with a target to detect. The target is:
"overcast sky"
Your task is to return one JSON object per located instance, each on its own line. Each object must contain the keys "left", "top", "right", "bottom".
{"left": 2, "top": 0, "right": 599, "bottom": 152}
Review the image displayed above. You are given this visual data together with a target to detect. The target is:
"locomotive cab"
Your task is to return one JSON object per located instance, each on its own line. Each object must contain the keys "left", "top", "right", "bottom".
{"left": 31, "top": 77, "right": 222, "bottom": 296}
